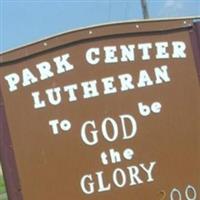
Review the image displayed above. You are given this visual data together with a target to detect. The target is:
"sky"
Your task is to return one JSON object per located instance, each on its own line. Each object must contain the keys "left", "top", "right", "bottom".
{"left": 0, "top": 0, "right": 200, "bottom": 52}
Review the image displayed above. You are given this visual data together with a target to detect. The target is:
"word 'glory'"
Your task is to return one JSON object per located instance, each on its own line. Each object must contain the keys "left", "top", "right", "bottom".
{"left": 80, "top": 161, "right": 156, "bottom": 195}
{"left": 32, "top": 65, "right": 169, "bottom": 109}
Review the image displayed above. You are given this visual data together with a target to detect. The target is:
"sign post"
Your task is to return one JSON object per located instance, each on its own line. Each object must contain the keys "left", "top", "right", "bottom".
{"left": 0, "top": 19, "right": 200, "bottom": 200}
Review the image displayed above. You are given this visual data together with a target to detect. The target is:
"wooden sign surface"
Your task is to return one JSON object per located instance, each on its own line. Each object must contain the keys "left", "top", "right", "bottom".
{"left": 0, "top": 19, "right": 200, "bottom": 200}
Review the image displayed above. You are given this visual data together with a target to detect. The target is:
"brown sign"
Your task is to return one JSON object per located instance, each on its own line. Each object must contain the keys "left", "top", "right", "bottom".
{"left": 0, "top": 19, "right": 200, "bottom": 200}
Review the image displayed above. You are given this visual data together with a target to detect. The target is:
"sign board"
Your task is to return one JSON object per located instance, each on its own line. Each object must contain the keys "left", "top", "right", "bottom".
{"left": 0, "top": 19, "right": 200, "bottom": 200}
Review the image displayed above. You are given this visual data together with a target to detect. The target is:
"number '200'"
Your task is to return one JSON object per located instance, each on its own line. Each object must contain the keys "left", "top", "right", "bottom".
{"left": 161, "top": 185, "right": 197, "bottom": 200}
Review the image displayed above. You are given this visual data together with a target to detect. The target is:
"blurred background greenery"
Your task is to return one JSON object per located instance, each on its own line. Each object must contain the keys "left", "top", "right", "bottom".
{"left": 0, "top": 166, "right": 8, "bottom": 200}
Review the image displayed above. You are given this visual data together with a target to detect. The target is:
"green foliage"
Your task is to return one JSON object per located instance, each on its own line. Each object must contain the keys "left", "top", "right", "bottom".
{"left": 0, "top": 176, "right": 6, "bottom": 193}
{"left": 0, "top": 176, "right": 8, "bottom": 200}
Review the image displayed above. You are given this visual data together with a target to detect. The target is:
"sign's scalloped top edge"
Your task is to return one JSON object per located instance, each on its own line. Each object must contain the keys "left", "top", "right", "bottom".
{"left": 0, "top": 16, "right": 200, "bottom": 65}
